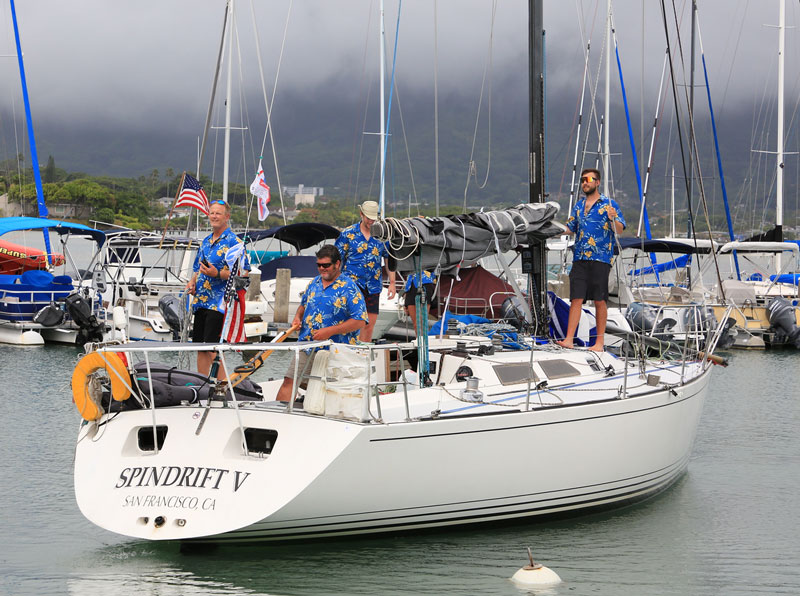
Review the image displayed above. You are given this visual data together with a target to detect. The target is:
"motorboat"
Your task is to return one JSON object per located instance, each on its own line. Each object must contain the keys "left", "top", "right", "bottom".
{"left": 95, "top": 230, "right": 198, "bottom": 342}
{"left": 710, "top": 241, "right": 800, "bottom": 348}
{"left": 0, "top": 217, "right": 116, "bottom": 345}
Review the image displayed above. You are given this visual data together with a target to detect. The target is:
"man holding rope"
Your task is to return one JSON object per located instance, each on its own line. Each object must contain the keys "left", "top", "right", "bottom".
{"left": 558, "top": 168, "right": 625, "bottom": 351}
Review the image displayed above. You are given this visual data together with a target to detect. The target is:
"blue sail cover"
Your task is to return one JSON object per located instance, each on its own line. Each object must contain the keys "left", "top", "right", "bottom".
{"left": 629, "top": 254, "right": 690, "bottom": 277}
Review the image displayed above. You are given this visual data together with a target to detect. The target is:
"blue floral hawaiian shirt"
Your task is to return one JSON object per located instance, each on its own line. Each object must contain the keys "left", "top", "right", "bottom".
{"left": 403, "top": 270, "right": 436, "bottom": 292}
{"left": 335, "top": 222, "right": 389, "bottom": 295}
{"left": 191, "top": 228, "right": 250, "bottom": 312}
{"left": 299, "top": 274, "right": 369, "bottom": 345}
{"left": 566, "top": 194, "right": 626, "bottom": 265}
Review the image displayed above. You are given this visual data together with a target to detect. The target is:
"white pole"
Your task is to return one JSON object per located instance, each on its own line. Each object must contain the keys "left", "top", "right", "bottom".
{"left": 777, "top": 0, "right": 785, "bottom": 229}
{"left": 671, "top": 165, "right": 676, "bottom": 238}
{"left": 379, "top": 0, "right": 386, "bottom": 217}
{"left": 777, "top": 0, "right": 785, "bottom": 271}
{"left": 603, "top": 0, "right": 611, "bottom": 196}
{"left": 222, "top": 0, "right": 234, "bottom": 204}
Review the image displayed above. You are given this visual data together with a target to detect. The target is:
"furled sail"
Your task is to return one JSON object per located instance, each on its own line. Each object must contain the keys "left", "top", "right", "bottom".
{"left": 371, "top": 203, "right": 565, "bottom": 273}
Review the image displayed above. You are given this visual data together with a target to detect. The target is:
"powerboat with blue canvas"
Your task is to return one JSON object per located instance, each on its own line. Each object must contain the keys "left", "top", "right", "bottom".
{"left": 0, "top": 217, "right": 117, "bottom": 345}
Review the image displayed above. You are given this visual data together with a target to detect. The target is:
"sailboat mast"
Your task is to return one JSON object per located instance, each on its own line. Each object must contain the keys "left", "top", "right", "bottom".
{"left": 603, "top": 0, "right": 611, "bottom": 196}
{"left": 687, "top": 0, "right": 696, "bottom": 238}
{"left": 528, "top": 0, "right": 547, "bottom": 334}
{"left": 379, "top": 0, "right": 386, "bottom": 217}
{"left": 9, "top": 0, "right": 53, "bottom": 261}
{"left": 776, "top": 0, "right": 785, "bottom": 243}
{"left": 222, "top": 0, "right": 234, "bottom": 204}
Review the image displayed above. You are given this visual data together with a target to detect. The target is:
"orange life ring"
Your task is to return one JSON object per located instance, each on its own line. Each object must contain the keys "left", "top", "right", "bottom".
{"left": 71, "top": 351, "right": 131, "bottom": 421}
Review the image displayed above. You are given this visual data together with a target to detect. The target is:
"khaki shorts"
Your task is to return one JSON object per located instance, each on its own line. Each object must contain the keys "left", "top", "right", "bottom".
{"left": 285, "top": 349, "right": 317, "bottom": 381}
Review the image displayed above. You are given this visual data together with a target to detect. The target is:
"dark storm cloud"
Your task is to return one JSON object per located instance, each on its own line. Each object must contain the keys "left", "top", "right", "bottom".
{"left": 6, "top": 0, "right": 794, "bottom": 131}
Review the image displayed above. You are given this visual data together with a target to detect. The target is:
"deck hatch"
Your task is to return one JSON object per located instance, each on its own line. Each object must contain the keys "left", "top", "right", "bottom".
{"left": 493, "top": 362, "right": 538, "bottom": 386}
{"left": 537, "top": 359, "right": 581, "bottom": 380}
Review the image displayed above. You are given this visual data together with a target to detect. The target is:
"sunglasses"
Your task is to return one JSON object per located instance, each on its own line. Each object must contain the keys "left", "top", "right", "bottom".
{"left": 211, "top": 199, "right": 227, "bottom": 205}
{"left": 316, "top": 262, "right": 333, "bottom": 269}
{"left": 580, "top": 176, "right": 598, "bottom": 183}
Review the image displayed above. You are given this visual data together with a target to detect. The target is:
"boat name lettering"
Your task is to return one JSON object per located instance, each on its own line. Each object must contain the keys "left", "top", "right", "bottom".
{"left": 122, "top": 494, "right": 202, "bottom": 510}
{"left": 115, "top": 466, "right": 251, "bottom": 491}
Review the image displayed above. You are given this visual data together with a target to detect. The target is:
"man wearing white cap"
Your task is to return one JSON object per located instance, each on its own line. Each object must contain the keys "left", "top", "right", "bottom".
{"left": 335, "top": 200, "right": 396, "bottom": 342}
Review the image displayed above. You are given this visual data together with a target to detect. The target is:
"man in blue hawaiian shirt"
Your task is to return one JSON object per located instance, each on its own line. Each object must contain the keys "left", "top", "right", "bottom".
{"left": 185, "top": 200, "right": 250, "bottom": 375}
{"left": 276, "top": 244, "right": 369, "bottom": 403}
{"left": 335, "top": 200, "right": 396, "bottom": 342}
{"left": 558, "top": 168, "right": 625, "bottom": 351}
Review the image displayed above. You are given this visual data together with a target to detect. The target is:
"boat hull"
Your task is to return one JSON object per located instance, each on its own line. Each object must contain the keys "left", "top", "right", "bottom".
{"left": 74, "top": 367, "right": 710, "bottom": 543}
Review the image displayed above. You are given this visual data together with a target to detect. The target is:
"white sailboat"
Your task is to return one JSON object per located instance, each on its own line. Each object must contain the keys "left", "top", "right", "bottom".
{"left": 68, "top": 1, "right": 722, "bottom": 544}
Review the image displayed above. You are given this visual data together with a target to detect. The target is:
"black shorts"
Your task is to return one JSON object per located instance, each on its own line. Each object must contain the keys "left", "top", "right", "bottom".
{"left": 569, "top": 260, "right": 611, "bottom": 301}
{"left": 404, "top": 283, "right": 435, "bottom": 308}
{"left": 191, "top": 308, "right": 225, "bottom": 343}
{"left": 360, "top": 288, "right": 380, "bottom": 314}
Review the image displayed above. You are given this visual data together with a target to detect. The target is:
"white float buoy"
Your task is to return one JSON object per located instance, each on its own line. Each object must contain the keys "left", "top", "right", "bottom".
{"left": 511, "top": 547, "right": 562, "bottom": 587}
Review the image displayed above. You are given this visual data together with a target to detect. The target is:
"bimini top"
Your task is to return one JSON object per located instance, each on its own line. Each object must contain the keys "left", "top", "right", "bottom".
{"left": 718, "top": 241, "right": 800, "bottom": 254}
{"left": 0, "top": 216, "right": 106, "bottom": 246}
{"left": 238, "top": 222, "right": 340, "bottom": 253}
{"left": 615, "top": 237, "right": 718, "bottom": 255}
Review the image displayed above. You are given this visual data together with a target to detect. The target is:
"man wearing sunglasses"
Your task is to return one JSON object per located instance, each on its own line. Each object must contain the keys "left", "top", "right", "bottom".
{"left": 558, "top": 168, "right": 625, "bottom": 351}
{"left": 185, "top": 199, "right": 250, "bottom": 375}
{"left": 335, "top": 200, "right": 396, "bottom": 342}
{"left": 276, "top": 244, "right": 368, "bottom": 403}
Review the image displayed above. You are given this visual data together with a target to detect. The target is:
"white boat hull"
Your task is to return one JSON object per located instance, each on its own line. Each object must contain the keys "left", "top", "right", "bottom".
{"left": 74, "top": 361, "right": 709, "bottom": 542}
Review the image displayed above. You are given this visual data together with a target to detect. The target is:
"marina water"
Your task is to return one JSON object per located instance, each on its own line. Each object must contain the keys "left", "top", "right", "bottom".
{"left": 1, "top": 344, "right": 798, "bottom": 595}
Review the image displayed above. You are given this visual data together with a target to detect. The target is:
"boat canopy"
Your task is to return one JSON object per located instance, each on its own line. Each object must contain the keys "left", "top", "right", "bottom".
{"left": 0, "top": 216, "right": 106, "bottom": 246}
{"left": 615, "top": 237, "right": 718, "bottom": 255}
{"left": 372, "top": 203, "right": 564, "bottom": 273}
{"left": 718, "top": 241, "right": 800, "bottom": 254}
{"left": 239, "top": 223, "right": 340, "bottom": 253}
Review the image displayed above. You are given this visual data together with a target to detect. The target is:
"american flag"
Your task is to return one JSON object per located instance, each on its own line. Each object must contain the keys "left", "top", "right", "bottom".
{"left": 220, "top": 243, "right": 248, "bottom": 343}
{"left": 176, "top": 173, "right": 210, "bottom": 215}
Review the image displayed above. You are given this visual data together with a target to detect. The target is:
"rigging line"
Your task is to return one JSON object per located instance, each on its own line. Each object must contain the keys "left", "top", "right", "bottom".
{"left": 567, "top": 41, "right": 592, "bottom": 216}
{"left": 660, "top": 1, "right": 696, "bottom": 240}
{"left": 639, "top": 49, "right": 671, "bottom": 238}
{"left": 232, "top": 17, "right": 256, "bottom": 232}
{"left": 611, "top": 18, "right": 653, "bottom": 241}
{"left": 347, "top": 0, "right": 375, "bottom": 207}
{"left": 463, "top": 0, "right": 497, "bottom": 213}
{"left": 197, "top": 2, "right": 230, "bottom": 181}
{"left": 390, "top": 74, "right": 421, "bottom": 214}
{"left": 379, "top": 0, "right": 404, "bottom": 217}
{"left": 356, "top": 6, "right": 380, "bottom": 208}
{"left": 250, "top": 0, "right": 292, "bottom": 225}
{"left": 697, "top": 13, "right": 740, "bottom": 279}
{"left": 462, "top": 0, "right": 498, "bottom": 211}
{"left": 662, "top": 0, "right": 726, "bottom": 293}
{"left": 434, "top": 0, "right": 440, "bottom": 216}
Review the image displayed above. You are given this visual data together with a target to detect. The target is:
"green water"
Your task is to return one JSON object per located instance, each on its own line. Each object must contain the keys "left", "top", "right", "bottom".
{"left": 1, "top": 344, "right": 798, "bottom": 595}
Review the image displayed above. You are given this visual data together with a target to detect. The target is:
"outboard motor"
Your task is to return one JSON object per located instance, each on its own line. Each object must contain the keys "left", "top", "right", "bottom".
{"left": 767, "top": 297, "right": 800, "bottom": 348}
{"left": 625, "top": 302, "right": 676, "bottom": 342}
{"left": 158, "top": 294, "right": 186, "bottom": 341}
{"left": 33, "top": 303, "right": 66, "bottom": 327}
{"left": 64, "top": 292, "right": 105, "bottom": 346}
{"left": 499, "top": 295, "right": 532, "bottom": 330}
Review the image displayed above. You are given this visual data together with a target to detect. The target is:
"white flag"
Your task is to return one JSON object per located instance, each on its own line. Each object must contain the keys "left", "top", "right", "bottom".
{"left": 250, "top": 160, "right": 271, "bottom": 221}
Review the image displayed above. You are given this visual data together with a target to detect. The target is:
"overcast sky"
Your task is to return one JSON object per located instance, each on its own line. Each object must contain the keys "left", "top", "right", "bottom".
{"left": 2, "top": 1, "right": 797, "bottom": 124}
{"left": 2, "top": 0, "right": 800, "bottom": 189}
